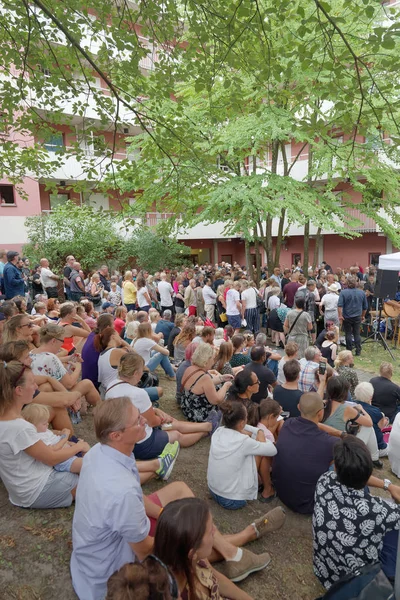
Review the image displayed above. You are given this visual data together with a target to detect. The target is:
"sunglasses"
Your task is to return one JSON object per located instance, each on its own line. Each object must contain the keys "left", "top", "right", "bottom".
{"left": 20, "top": 322, "right": 33, "bottom": 329}
{"left": 147, "top": 555, "right": 178, "bottom": 599}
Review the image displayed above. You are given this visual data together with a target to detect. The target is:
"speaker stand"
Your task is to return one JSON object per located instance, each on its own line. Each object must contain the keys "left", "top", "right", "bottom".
{"left": 361, "top": 298, "right": 395, "bottom": 360}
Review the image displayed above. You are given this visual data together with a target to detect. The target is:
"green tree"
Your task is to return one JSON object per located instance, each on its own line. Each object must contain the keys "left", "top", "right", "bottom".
{"left": 119, "top": 229, "right": 191, "bottom": 273}
{"left": 2, "top": 0, "right": 400, "bottom": 263}
{"left": 23, "top": 200, "right": 124, "bottom": 271}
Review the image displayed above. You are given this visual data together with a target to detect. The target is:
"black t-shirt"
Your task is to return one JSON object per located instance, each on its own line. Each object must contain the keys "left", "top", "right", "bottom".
{"left": 167, "top": 326, "right": 181, "bottom": 356}
{"left": 244, "top": 362, "right": 276, "bottom": 404}
{"left": 281, "top": 277, "right": 290, "bottom": 289}
{"left": 316, "top": 329, "right": 327, "bottom": 349}
{"left": 371, "top": 376, "right": 400, "bottom": 420}
{"left": 32, "top": 273, "right": 43, "bottom": 295}
{"left": 273, "top": 385, "right": 302, "bottom": 416}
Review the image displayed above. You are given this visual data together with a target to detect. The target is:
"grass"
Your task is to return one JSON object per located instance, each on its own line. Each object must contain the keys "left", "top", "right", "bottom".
{"left": 0, "top": 358, "right": 399, "bottom": 600}
{"left": 353, "top": 337, "right": 400, "bottom": 382}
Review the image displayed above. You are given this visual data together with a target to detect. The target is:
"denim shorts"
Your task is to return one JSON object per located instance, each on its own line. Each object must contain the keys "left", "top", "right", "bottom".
{"left": 145, "top": 387, "right": 160, "bottom": 403}
{"left": 227, "top": 314, "right": 242, "bottom": 329}
{"left": 54, "top": 456, "right": 79, "bottom": 473}
{"left": 209, "top": 489, "right": 247, "bottom": 510}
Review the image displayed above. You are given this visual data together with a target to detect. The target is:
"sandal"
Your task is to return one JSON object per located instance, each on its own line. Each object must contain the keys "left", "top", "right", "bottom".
{"left": 259, "top": 491, "right": 277, "bottom": 504}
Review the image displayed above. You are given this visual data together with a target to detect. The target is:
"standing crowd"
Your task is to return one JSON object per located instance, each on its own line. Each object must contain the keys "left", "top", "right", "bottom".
{"left": 0, "top": 250, "right": 400, "bottom": 599}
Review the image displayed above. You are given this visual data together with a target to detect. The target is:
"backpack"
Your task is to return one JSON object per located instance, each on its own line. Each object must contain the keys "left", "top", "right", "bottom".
{"left": 294, "top": 287, "right": 312, "bottom": 312}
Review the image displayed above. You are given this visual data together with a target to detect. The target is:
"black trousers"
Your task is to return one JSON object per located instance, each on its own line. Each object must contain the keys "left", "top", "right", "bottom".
{"left": 45, "top": 287, "right": 59, "bottom": 299}
{"left": 343, "top": 316, "right": 362, "bottom": 354}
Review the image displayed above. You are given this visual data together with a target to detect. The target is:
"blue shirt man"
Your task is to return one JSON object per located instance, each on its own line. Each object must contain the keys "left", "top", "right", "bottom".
{"left": 337, "top": 277, "right": 367, "bottom": 356}
{"left": 71, "top": 442, "right": 151, "bottom": 600}
{"left": 155, "top": 313, "right": 175, "bottom": 339}
{"left": 3, "top": 251, "right": 25, "bottom": 299}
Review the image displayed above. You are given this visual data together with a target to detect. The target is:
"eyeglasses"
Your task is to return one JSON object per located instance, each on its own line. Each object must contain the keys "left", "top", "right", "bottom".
{"left": 147, "top": 555, "right": 179, "bottom": 599}
{"left": 252, "top": 379, "right": 260, "bottom": 386}
{"left": 123, "top": 412, "right": 144, "bottom": 430}
{"left": 55, "top": 337, "right": 65, "bottom": 342}
{"left": 20, "top": 322, "right": 33, "bottom": 329}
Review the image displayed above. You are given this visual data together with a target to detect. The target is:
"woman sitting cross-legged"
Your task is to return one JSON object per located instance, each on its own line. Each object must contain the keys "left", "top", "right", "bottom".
{"left": 0, "top": 361, "right": 89, "bottom": 509}
{"left": 207, "top": 400, "right": 279, "bottom": 510}
{"left": 105, "top": 353, "right": 215, "bottom": 461}
{"left": 322, "top": 376, "right": 381, "bottom": 467}
{"left": 132, "top": 322, "right": 177, "bottom": 380}
{"left": 153, "top": 498, "right": 285, "bottom": 599}
{"left": 95, "top": 325, "right": 162, "bottom": 404}
{"left": 180, "top": 343, "right": 233, "bottom": 423}
{"left": 29, "top": 324, "right": 100, "bottom": 408}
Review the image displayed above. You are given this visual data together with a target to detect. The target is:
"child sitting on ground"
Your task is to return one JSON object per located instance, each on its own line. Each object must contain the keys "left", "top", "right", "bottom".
{"left": 254, "top": 398, "right": 284, "bottom": 442}
{"left": 22, "top": 404, "right": 88, "bottom": 474}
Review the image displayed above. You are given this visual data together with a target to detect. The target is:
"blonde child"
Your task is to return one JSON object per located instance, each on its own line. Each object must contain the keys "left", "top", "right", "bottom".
{"left": 22, "top": 404, "right": 89, "bottom": 474}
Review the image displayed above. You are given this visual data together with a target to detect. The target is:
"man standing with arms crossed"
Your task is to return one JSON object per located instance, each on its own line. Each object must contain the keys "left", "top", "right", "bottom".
{"left": 338, "top": 276, "right": 367, "bottom": 356}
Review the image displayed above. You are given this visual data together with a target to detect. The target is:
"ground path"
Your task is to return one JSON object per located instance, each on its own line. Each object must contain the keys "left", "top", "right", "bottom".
{"left": 0, "top": 362, "right": 396, "bottom": 600}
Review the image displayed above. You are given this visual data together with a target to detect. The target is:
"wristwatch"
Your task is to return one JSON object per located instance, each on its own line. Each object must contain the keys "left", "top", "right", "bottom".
{"left": 383, "top": 479, "right": 392, "bottom": 491}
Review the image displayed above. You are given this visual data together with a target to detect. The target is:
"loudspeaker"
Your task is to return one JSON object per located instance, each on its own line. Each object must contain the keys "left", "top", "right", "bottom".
{"left": 374, "top": 269, "right": 399, "bottom": 298}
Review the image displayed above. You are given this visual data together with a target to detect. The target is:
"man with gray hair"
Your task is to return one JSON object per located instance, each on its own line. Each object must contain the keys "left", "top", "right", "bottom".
{"left": 69, "top": 262, "right": 85, "bottom": 302}
{"left": 298, "top": 346, "right": 323, "bottom": 393}
{"left": 155, "top": 309, "right": 174, "bottom": 339}
{"left": 71, "top": 396, "right": 273, "bottom": 600}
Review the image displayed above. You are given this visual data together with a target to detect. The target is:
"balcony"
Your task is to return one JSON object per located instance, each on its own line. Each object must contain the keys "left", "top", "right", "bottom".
{"left": 345, "top": 208, "right": 377, "bottom": 233}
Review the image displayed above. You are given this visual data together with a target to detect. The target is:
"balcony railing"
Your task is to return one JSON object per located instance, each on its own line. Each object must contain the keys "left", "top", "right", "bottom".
{"left": 145, "top": 212, "right": 177, "bottom": 226}
{"left": 345, "top": 208, "right": 376, "bottom": 232}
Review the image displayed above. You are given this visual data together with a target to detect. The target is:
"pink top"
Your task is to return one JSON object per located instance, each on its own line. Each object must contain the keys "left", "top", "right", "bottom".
{"left": 173, "top": 280, "right": 179, "bottom": 294}
{"left": 257, "top": 422, "right": 275, "bottom": 443}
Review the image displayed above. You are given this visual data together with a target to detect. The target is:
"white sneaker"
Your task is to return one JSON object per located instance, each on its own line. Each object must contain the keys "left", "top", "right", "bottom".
{"left": 379, "top": 447, "right": 389, "bottom": 458}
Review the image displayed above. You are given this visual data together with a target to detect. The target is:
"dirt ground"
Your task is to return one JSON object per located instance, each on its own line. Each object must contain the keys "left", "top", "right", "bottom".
{"left": 0, "top": 371, "right": 398, "bottom": 600}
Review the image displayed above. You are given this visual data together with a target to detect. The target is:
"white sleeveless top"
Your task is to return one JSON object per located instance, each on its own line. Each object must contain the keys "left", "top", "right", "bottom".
{"left": 97, "top": 348, "right": 118, "bottom": 399}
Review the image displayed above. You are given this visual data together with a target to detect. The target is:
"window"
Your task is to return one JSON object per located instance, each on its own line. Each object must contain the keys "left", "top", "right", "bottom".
{"left": 37, "top": 64, "right": 51, "bottom": 77}
{"left": 49, "top": 193, "right": 69, "bottom": 209}
{"left": 221, "top": 255, "right": 232, "bottom": 264}
{"left": 368, "top": 253, "right": 381, "bottom": 267}
{"left": 292, "top": 253, "right": 301, "bottom": 266}
{"left": 44, "top": 133, "right": 64, "bottom": 152}
{"left": 0, "top": 185, "right": 15, "bottom": 205}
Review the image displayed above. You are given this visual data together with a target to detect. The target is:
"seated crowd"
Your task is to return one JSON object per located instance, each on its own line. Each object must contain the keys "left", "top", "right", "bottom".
{"left": 0, "top": 254, "right": 400, "bottom": 599}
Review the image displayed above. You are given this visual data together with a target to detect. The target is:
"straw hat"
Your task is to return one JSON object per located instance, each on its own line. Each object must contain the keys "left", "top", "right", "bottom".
{"left": 328, "top": 283, "right": 340, "bottom": 293}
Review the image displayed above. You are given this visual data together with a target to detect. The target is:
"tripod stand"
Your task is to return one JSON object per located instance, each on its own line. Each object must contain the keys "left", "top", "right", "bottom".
{"left": 361, "top": 297, "right": 395, "bottom": 359}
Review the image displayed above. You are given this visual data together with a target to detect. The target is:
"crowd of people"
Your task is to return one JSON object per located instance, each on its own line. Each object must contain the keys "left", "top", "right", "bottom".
{"left": 0, "top": 250, "right": 400, "bottom": 599}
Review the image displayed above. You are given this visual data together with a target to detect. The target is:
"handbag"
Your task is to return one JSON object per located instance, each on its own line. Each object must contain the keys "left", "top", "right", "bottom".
{"left": 219, "top": 312, "right": 228, "bottom": 323}
{"left": 138, "top": 371, "right": 159, "bottom": 389}
{"left": 286, "top": 310, "right": 302, "bottom": 339}
{"left": 254, "top": 288, "right": 266, "bottom": 314}
{"left": 316, "top": 562, "right": 394, "bottom": 600}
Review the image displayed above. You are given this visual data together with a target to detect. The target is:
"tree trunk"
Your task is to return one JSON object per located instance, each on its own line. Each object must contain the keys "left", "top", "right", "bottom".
{"left": 313, "top": 226, "right": 322, "bottom": 270}
{"left": 245, "top": 239, "right": 254, "bottom": 280}
{"left": 304, "top": 220, "right": 310, "bottom": 274}
{"left": 274, "top": 208, "right": 286, "bottom": 268}
{"left": 254, "top": 227, "right": 261, "bottom": 283}
{"left": 264, "top": 215, "right": 273, "bottom": 271}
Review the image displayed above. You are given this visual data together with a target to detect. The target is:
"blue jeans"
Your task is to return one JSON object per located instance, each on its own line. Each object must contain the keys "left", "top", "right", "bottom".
{"left": 147, "top": 352, "right": 175, "bottom": 377}
{"left": 210, "top": 489, "right": 247, "bottom": 510}
{"left": 380, "top": 529, "right": 398, "bottom": 581}
{"left": 146, "top": 387, "right": 160, "bottom": 403}
{"left": 267, "top": 359, "right": 279, "bottom": 378}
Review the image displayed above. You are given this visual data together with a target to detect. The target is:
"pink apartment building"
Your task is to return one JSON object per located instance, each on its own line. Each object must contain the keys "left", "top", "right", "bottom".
{"left": 0, "top": 10, "right": 398, "bottom": 269}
